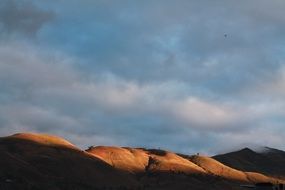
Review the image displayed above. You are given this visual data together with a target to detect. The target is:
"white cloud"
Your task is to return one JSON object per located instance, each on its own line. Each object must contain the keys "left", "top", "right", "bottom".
{"left": 164, "top": 97, "right": 239, "bottom": 128}
{"left": 0, "top": 43, "right": 246, "bottom": 130}
{"left": 0, "top": 40, "right": 285, "bottom": 154}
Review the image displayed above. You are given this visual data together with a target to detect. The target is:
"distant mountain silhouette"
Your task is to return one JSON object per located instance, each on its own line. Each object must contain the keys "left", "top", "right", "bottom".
{"left": 213, "top": 147, "right": 285, "bottom": 179}
{"left": 0, "top": 133, "right": 284, "bottom": 190}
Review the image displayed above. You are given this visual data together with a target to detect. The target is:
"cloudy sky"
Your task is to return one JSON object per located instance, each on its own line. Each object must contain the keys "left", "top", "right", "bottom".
{"left": 0, "top": 0, "right": 285, "bottom": 155}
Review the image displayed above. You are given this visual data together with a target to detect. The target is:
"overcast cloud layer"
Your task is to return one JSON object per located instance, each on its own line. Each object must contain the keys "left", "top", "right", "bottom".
{"left": 0, "top": 0, "right": 285, "bottom": 155}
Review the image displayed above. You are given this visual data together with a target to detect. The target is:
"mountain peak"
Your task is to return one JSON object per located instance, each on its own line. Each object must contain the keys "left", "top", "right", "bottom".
{"left": 214, "top": 146, "right": 285, "bottom": 177}
{"left": 237, "top": 147, "right": 258, "bottom": 154}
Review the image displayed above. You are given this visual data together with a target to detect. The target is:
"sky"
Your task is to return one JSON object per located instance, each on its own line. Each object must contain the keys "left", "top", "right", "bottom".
{"left": 0, "top": 0, "right": 285, "bottom": 155}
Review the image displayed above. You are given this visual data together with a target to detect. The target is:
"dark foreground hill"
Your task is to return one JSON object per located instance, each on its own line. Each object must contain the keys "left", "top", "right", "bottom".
{"left": 0, "top": 133, "right": 284, "bottom": 190}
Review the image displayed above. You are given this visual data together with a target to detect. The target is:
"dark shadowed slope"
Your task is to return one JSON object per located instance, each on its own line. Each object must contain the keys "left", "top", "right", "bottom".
{"left": 0, "top": 133, "right": 138, "bottom": 190}
{"left": 213, "top": 147, "right": 285, "bottom": 179}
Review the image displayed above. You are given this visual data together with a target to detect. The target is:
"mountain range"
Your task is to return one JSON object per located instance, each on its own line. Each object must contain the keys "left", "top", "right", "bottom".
{"left": 0, "top": 133, "right": 284, "bottom": 190}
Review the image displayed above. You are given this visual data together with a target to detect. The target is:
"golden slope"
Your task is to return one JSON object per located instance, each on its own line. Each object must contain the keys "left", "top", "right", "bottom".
{"left": 188, "top": 155, "right": 279, "bottom": 183}
{"left": 87, "top": 146, "right": 284, "bottom": 184}
{"left": 145, "top": 149, "right": 206, "bottom": 174}
{"left": 6, "top": 133, "right": 77, "bottom": 148}
{"left": 87, "top": 146, "right": 149, "bottom": 172}
{"left": 87, "top": 147, "right": 206, "bottom": 174}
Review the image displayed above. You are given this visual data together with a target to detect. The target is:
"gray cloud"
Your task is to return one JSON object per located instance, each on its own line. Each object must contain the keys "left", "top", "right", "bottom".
{"left": 1, "top": 42, "right": 284, "bottom": 155}
{"left": 0, "top": 0, "right": 54, "bottom": 38}
{"left": 34, "top": 0, "right": 285, "bottom": 102}
{"left": 0, "top": 0, "right": 285, "bottom": 155}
